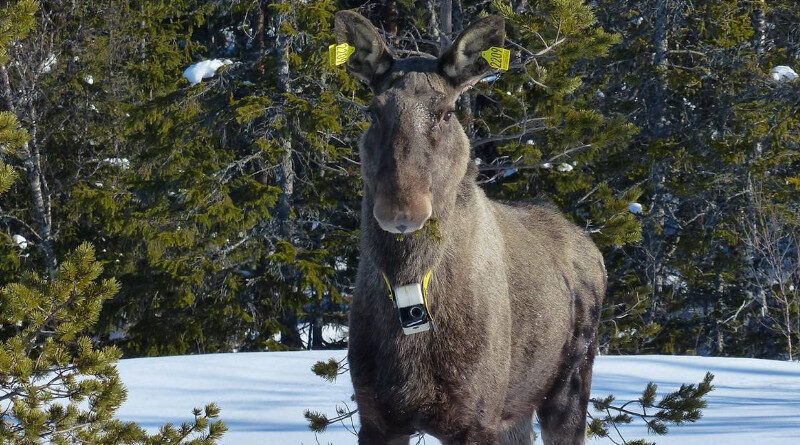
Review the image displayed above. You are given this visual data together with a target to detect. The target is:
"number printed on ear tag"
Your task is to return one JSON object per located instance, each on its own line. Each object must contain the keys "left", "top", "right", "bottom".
{"left": 328, "top": 43, "right": 356, "bottom": 67}
{"left": 481, "top": 46, "right": 511, "bottom": 71}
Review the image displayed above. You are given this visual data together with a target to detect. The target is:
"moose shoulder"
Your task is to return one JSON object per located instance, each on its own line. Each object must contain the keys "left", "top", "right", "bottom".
{"left": 336, "top": 10, "right": 606, "bottom": 445}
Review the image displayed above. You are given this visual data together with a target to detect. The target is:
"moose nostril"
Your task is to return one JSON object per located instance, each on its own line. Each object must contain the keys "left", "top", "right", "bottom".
{"left": 396, "top": 224, "right": 408, "bottom": 233}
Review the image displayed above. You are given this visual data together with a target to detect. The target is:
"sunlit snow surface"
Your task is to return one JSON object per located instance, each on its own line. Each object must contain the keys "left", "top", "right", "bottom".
{"left": 116, "top": 352, "right": 800, "bottom": 444}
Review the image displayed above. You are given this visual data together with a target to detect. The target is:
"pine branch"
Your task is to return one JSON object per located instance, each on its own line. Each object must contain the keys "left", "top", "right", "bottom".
{"left": 588, "top": 373, "right": 715, "bottom": 444}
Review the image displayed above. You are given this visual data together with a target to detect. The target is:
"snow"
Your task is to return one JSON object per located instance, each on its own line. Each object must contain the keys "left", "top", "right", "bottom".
{"left": 115, "top": 352, "right": 800, "bottom": 444}
{"left": 84, "top": 75, "right": 94, "bottom": 85}
{"left": 41, "top": 53, "right": 57, "bottom": 73}
{"left": 271, "top": 323, "right": 349, "bottom": 349}
{"left": 221, "top": 28, "right": 237, "bottom": 55}
{"left": 183, "top": 59, "right": 233, "bottom": 85}
{"left": 11, "top": 234, "right": 28, "bottom": 249}
{"left": 771, "top": 66, "right": 798, "bottom": 82}
{"left": 628, "top": 202, "right": 644, "bottom": 214}
{"left": 664, "top": 273, "right": 686, "bottom": 289}
{"left": 502, "top": 168, "right": 518, "bottom": 178}
{"left": 557, "top": 163, "right": 573, "bottom": 172}
{"left": 102, "top": 157, "right": 131, "bottom": 170}
{"left": 297, "top": 324, "right": 348, "bottom": 347}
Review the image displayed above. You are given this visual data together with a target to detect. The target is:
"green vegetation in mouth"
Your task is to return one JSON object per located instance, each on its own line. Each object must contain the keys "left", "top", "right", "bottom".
{"left": 393, "top": 219, "right": 441, "bottom": 244}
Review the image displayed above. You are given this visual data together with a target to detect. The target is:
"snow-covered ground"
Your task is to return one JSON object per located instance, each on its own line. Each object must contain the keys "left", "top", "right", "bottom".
{"left": 116, "top": 352, "right": 800, "bottom": 444}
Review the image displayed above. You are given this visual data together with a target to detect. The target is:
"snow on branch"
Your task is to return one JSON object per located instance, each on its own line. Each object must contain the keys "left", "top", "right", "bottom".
{"left": 183, "top": 59, "right": 233, "bottom": 85}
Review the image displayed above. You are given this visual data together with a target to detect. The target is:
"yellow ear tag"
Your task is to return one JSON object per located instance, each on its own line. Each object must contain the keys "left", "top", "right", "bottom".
{"left": 481, "top": 46, "right": 511, "bottom": 71}
{"left": 328, "top": 43, "right": 356, "bottom": 67}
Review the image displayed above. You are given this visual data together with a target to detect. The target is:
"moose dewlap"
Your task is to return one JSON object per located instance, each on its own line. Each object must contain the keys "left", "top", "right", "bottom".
{"left": 335, "top": 10, "right": 606, "bottom": 445}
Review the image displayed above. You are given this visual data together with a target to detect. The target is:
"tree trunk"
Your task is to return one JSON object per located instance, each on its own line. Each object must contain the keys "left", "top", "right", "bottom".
{"left": 452, "top": 0, "right": 463, "bottom": 36}
{"left": 379, "top": 0, "right": 398, "bottom": 41}
{"left": 714, "top": 273, "right": 725, "bottom": 355}
{"left": 311, "top": 303, "right": 325, "bottom": 349}
{"left": 746, "top": 3, "right": 768, "bottom": 318}
{"left": 439, "top": 0, "right": 453, "bottom": 48}
{"left": 644, "top": 0, "right": 670, "bottom": 312}
{"left": 0, "top": 66, "right": 14, "bottom": 112}
{"left": 272, "top": 4, "right": 302, "bottom": 349}
{"left": 785, "top": 305, "right": 793, "bottom": 361}
{"left": 280, "top": 308, "right": 303, "bottom": 349}
{"left": 451, "top": 1, "right": 475, "bottom": 140}
{"left": 254, "top": 1, "right": 266, "bottom": 66}
{"left": 426, "top": 0, "right": 442, "bottom": 55}
{"left": 0, "top": 66, "right": 56, "bottom": 276}
{"left": 275, "top": 7, "right": 293, "bottom": 235}
{"left": 753, "top": 1, "right": 767, "bottom": 56}
{"left": 651, "top": 0, "right": 669, "bottom": 136}
{"left": 21, "top": 139, "right": 56, "bottom": 276}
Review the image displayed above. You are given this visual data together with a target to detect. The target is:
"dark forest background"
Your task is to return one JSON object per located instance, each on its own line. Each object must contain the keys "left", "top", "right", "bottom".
{"left": 2, "top": 0, "right": 799, "bottom": 362}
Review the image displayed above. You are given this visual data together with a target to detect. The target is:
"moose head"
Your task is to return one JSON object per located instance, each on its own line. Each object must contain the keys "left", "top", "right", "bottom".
{"left": 334, "top": 11, "right": 505, "bottom": 234}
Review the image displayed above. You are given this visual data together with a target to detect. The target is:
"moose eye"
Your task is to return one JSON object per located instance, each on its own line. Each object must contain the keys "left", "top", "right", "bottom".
{"left": 443, "top": 109, "right": 455, "bottom": 122}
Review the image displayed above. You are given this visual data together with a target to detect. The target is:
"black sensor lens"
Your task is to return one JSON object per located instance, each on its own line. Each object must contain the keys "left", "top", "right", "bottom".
{"left": 398, "top": 304, "right": 429, "bottom": 328}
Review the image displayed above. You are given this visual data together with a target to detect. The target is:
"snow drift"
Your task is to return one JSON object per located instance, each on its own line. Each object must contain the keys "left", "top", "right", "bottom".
{"left": 115, "top": 351, "right": 800, "bottom": 444}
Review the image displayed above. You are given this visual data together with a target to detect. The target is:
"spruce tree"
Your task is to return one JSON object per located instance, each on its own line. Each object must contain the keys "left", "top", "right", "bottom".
{"left": 1, "top": 0, "right": 791, "bottom": 360}
{"left": 1, "top": 5, "right": 225, "bottom": 441}
{"left": 77, "top": 0, "right": 361, "bottom": 355}
{"left": 585, "top": 0, "right": 800, "bottom": 357}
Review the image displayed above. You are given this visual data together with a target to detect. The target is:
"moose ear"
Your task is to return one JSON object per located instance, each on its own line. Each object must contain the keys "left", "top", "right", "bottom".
{"left": 439, "top": 16, "right": 506, "bottom": 89}
{"left": 334, "top": 11, "right": 394, "bottom": 87}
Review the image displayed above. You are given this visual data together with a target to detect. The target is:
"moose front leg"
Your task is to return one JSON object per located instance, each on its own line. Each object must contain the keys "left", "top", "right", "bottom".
{"left": 537, "top": 339, "right": 596, "bottom": 445}
{"left": 465, "top": 426, "right": 502, "bottom": 445}
{"left": 441, "top": 425, "right": 502, "bottom": 445}
{"left": 358, "top": 423, "right": 410, "bottom": 445}
{"left": 353, "top": 385, "right": 412, "bottom": 445}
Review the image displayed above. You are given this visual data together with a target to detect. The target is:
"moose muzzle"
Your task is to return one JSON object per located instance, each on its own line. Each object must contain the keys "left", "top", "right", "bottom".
{"left": 373, "top": 191, "right": 432, "bottom": 234}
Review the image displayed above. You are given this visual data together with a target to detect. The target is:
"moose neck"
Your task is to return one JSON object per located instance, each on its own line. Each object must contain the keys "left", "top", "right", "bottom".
{"left": 362, "top": 162, "right": 480, "bottom": 286}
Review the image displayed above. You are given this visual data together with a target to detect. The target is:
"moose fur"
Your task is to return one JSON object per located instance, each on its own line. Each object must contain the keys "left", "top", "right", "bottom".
{"left": 336, "top": 10, "right": 606, "bottom": 445}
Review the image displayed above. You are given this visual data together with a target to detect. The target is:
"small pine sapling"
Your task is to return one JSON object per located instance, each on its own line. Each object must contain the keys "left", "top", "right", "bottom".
{"left": 0, "top": 243, "right": 228, "bottom": 444}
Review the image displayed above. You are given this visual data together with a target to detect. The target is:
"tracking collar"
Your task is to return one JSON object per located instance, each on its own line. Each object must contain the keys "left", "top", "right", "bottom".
{"left": 381, "top": 270, "right": 434, "bottom": 335}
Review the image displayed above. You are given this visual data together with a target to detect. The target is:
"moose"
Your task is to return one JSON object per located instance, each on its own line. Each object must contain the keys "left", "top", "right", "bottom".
{"left": 336, "top": 10, "right": 606, "bottom": 445}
